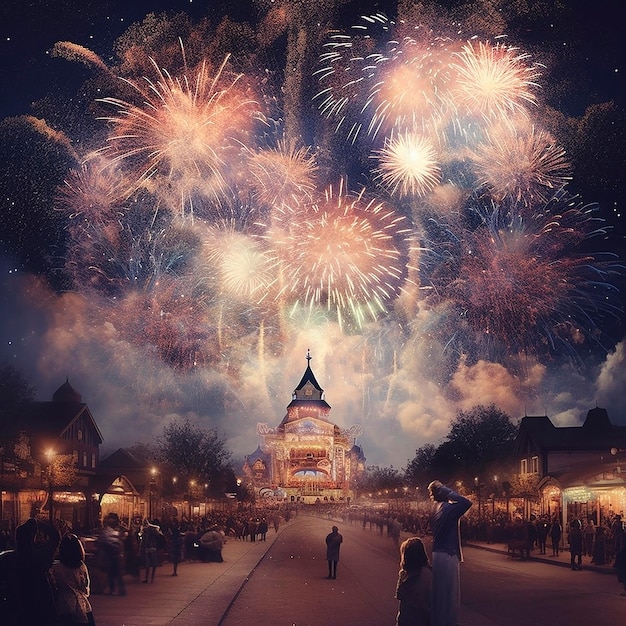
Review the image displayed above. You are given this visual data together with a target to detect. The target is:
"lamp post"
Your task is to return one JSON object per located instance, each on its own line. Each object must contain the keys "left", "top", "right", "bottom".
{"left": 148, "top": 467, "right": 157, "bottom": 520}
{"left": 492, "top": 475, "right": 499, "bottom": 517}
{"left": 45, "top": 449, "right": 55, "bottom": 523}
{"left": 189, "top": 480, "right": 196, "bottom": 520}
{"left": 474, "top": 477, "right": 483, "bottom": 517}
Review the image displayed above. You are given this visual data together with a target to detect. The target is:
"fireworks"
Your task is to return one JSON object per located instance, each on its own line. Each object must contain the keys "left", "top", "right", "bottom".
{"left": 374, "top": 131, "right": 441, "bottom": 198}
{"left": 247, "top": 140, "right": 318, "bottom": 208}
{"left": 426, "top": 194, "right": 622, "bottom": 357}
{"left": 263, "top": 182, "right": 414, "bottom": 330}
{"left": 470, "top": 120, "right": 571, "bottom": 204}
{"left": 99, "top": 53, "right": 266, "bottom": 217}
{"left": 5, "top": 4, "right": 619, "bottom": 460}
{"left": 450, "top": 40, "right": 541, "bottom": 120}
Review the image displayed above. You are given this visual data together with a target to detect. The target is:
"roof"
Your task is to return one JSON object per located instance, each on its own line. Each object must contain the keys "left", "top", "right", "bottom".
{"left": 514, "top": 408, "right": 626, "bottom": 455}
{"left": 99, "top": 448, "right": 146, "bottom": 471}
{"left": 22, "top": 380, "right": 104, "bottom": 445}
{"left": 285, "top": 351, "right": 331, "bottom": 411}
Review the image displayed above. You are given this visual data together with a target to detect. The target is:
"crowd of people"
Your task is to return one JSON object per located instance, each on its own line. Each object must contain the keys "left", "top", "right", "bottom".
{"left": 0, "top": 498, "right": 624, "bottom": 625}
{"left": 0, "top": 503, "right": 294, "bottom": 624}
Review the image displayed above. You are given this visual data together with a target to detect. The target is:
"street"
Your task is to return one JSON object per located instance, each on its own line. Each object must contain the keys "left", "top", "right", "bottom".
{"left": 220, "top": 515, "right": 626, "bottom": 626}
{"left": 89, "top": 514, "right": 626, "bottom": 625}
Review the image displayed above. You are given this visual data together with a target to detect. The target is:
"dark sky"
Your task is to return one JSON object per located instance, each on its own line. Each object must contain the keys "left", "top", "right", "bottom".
{"left": 0, "top": 1, "right": 624, "bottom": 464}
{"left": 1, "top": 1, "right": 622, "bottom": 118}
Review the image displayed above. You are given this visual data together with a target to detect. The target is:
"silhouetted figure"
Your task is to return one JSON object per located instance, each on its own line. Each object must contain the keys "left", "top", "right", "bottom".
{"left": 5, "top": 518, "right": 61, "bottom": 626}
{"left": 614, "top": 543, "right": 626, "bottom": 596}
{"left": 140, "top": 520, "right": 161, "bottom": 583}
{"left": 53, "top": 534, "right": 94, "bottom": 625}
{"left": 97, "top": 513, "right": 125, "bottom": 595}
{"left": 428, "top": 480, "right": 472, "bottom": 626}
{"left": 568, "top": 519, "right": 583, "bottom": 570}
{"left": 583, "top": 518, "right": 595, "bottom": 557}
{"left": 325, "top": 525, "right": 343, "bottom": 579}
{"left": 592, "top": 525, "right": 607, "bottom": 565}
{"left": 536, "top": 517, "right": 549, "bottom": 555}
{"left": 395, "top": 537, "right": 431, "bottom": 626}
{"left": 199, "top": 527, "right": 224, "bottom": 563}
{"left": 168, "top": 522, "right": 183, "bottom": 576}
{"left": 549, "top": 517, "right": 562, "bottom": 556}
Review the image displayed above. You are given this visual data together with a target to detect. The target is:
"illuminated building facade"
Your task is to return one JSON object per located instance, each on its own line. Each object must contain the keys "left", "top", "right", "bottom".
{"left": 514, "top": 407, "right": 626, "bottom": 524}
{"left": 243, "top": 351, "right": 366, "bottom": 503}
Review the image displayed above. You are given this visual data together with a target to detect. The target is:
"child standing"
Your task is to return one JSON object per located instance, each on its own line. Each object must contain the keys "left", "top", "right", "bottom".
{"left": 395, "top": 537, "right": 431, "bottom": 625}
{"left": 53, "top": 534, "right": 95, "bottom": 625}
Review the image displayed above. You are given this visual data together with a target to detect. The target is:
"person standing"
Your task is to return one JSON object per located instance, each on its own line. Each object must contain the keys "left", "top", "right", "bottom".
{"left": 5, "top": 518, "right": 60, "bottom": 626}
{"left": 97, "top": 514, "right": 125, "bottom": 596}
{"left": 611, "top": 515, "right": 624, "bottom": 558}
{"left": 567, "top": 519, "right": 583, "bottom": 570}
{"left": 549, "top": 516, "right": 562, "bottom": 556}
{"left": 395, "top": 537, "right": 431, "bottom": 625}
{"left": 583, "top": 518, "right": 595, "bottom": 558}
{"left": 427, "top": 480, "right": 472, "bottom": 626}
{"left": 168, "top": 521, "right": 183, "bottom": 576}
{"left": 53, "top": 534, "right": 95, "bottom": 626}
{"left": 325, "top": 525, "right": 343, "bottom": 579}
{"left": 614, "top": 542, "right": 626, "bottom": 596}
{"left": 140, "top": 520, "right": 161, "bottom": 583}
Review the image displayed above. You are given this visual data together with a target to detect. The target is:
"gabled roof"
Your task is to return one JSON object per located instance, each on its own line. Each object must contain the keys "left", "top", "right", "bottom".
{"left": 23, "top": 380, "right": 104, "bottom": 446}
{"left": 514, "top": 408, "right": 626, "bottom": 455}
{"left": 99, "top": 448, "right": 146, "bottom": 471}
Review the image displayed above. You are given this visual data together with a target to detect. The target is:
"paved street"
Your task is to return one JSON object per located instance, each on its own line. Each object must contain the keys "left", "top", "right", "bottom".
{"left": 89, "top": 515, "right": 624, "bottom": 626}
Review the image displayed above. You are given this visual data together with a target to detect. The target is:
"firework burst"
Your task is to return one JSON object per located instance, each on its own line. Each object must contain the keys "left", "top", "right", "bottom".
{"left": 450, "top": 40, "right": 541, "bottom": 120}
{"left": 199, "top": 226, "right": 276, "bottom": 301}
{"left": 470, "top": 119, "right": 571, "bottom": 203}
{"left": 374, "top": 131, "right": 441, "bottom": 197}
{"left": 99, "top": 52, "right": 266, "bottom": 217}
{"left": 247, "top": 140, "right": 318, "bottom": 208}
{"left": 431, "top": 193, "right": 622, "bottom": 358}
{"left": 263, "top": 182, "right": 414, "bottom": 329}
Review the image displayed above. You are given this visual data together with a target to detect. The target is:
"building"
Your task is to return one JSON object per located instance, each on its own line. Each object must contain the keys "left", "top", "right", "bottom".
{"left": 0, "top": 379, "right": 104, "bottom": 529}
{"left": 514, "top": 407, "right": 626, "bottom": 525}
{"left": 242, "top": 351, "right": 366, "bottom": 503}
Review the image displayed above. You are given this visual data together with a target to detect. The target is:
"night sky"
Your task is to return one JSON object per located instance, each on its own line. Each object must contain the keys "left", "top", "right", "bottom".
{"left": 0, "top": 0, "right": 624, "bottom": 466}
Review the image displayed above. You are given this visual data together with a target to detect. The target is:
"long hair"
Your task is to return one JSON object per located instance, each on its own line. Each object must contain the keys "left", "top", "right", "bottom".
{"left": 399, "top": 537, "right": 429, "bottom": 574}
{"left": 58, "top": 534, "right": 86, "bottom": 569}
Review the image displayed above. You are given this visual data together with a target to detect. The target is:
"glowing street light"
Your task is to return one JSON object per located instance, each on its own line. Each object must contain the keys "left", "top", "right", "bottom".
{"left": 45, "top": 448, "right": 55, "bottom": 522}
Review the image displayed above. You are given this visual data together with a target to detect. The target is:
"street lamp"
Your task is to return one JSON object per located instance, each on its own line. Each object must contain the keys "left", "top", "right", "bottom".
{"left": 149, "top": 467, "right": 157, "bottom": 520}
{"left": 492, "top": 475, "right": 499, "bottom": 517}
{"left": 45, "top": 448, "right": 55, "bottom": 522}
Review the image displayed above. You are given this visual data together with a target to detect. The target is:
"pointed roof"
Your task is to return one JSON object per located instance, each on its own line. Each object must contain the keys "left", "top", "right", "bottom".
{"left": 286, "top": 350, "right": 331, "bottom": 411}
{"left": 24, "top": 380, "right": 104, "bottom": 445}
{"left": 53, "top": 378, "right": 82, "bottom": 403}
{"left": 293, "top": 349, "right": 324, "bottom": 396}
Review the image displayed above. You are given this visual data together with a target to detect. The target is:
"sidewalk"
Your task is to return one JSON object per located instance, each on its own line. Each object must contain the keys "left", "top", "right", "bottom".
{"left": 463, "top": 540, "right": 616, "bottom": 575}
{"left": 89, "top": 526, "right": 286, "bottom": 626}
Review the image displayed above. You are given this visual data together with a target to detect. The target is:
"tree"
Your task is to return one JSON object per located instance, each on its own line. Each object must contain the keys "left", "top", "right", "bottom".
{"left": 405, "top": 404, "right": 518, "bottom": 485}
{"left": 404, "top": 443, "right": 437, "bottom": 492}
{"left": 355, "top": 464, "right": 404, "bottom": 496}
{"left": 0, "top": 362, "right": 35, "bottom": 441}
{"left": 153, "top": 419, "right": 233, "bottom": 497}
